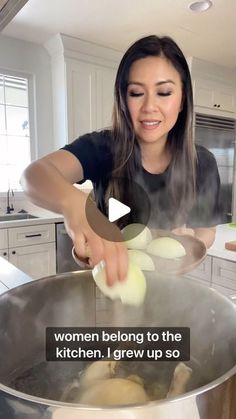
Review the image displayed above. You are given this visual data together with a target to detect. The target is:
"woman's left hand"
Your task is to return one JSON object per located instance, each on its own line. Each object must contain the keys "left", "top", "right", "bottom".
{"left": 172, "top": 226, "right": 216, "bottom": 249}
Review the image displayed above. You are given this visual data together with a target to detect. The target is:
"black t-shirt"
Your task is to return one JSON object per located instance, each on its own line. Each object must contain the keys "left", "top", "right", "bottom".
{"left": 62, "top": 130, "right": 222, "bottom": 229}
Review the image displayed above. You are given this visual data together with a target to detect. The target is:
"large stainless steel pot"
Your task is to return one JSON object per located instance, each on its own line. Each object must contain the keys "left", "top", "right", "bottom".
{"left": 0, "top": 271, "right": 236, "bottom": 419}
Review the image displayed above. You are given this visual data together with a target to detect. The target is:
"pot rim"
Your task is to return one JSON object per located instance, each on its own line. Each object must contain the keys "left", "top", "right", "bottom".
{"left": 1, "top": 272, "right": 236, "bottom": 409}
{"left": 1, "top": 364, "right": 236, "bottom": 410}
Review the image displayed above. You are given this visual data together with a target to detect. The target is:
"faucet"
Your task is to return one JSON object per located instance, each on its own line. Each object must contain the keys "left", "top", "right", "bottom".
{"left": 6, "top": 189, "right": 14, "bottom": 214}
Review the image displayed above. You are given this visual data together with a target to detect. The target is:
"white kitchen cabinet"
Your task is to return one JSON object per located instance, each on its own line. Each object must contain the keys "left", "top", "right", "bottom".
{"left": 212, "top": 257, "right": 236, "bottom": 293}
{"left": 193, "top": 78, "right": 236, "bottom": 116}
{"left": 95, "top": 66, "right": 116, "bottom": 130}
{"left": 0, "top": 229, "right": 8, "bottom": 250}
{"left": 185, "top": 255, "right": 212, "bottom": 286}
{"left": 45, "top": 34, "right": 121, "bottom": 148}
{"left": 185, "top": 255, "right": 236, "bottom": 297}
{"left": 0, "top": 249, "right": 8, "bottom": 260}
{"left": 9, "top": 243, "right": 56, "bottom": 280}
{"left": 0, "top": 223, "right": 56, "bottom": 279}
{"left": 66, "top": 59, "right": 116, "bottom": 139}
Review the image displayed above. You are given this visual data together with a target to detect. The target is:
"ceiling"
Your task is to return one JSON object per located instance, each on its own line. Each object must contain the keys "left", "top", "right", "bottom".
{"left": 2, "top": 0, "right": 236, "bottom": 69}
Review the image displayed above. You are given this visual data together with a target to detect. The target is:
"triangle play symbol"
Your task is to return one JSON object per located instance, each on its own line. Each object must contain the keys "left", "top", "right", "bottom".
{"left": 108, "top": 198, "right": 131, "bottom": 222}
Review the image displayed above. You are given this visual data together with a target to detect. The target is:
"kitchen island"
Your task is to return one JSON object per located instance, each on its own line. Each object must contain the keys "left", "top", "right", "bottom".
{"left": 0, "top": 256, "right": 32, "bottom": 294}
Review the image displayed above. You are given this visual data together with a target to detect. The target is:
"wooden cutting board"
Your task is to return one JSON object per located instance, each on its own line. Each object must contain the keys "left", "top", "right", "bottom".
{"left": 225, "top": 241, "right": 236, "bottom": 251}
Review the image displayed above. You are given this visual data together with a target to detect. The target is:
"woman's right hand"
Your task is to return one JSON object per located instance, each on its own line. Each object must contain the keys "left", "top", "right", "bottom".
{"left": 21, "top": 151, "right": 128, "bottom": 285}
{"left": 62, "top": 190, "right": 129, "bottom": 286}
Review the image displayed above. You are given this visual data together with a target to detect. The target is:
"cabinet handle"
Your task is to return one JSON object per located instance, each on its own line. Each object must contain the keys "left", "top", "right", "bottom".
{"left": 217, "top": 104, "right": 221, "bottom": 108}
{"left": 3, "top": 252, "right": 7, "bottom": 256}
{"left": 25, "top": 233, "right": 42, "bottom": 238}
{"left": 12, "top": 251, "right": 16, "bottom": 255}
{"left": 214, "top": 104, "right": 217, "bottom": 107}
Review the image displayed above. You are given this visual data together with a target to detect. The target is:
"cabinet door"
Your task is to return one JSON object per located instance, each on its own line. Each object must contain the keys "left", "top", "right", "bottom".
{"left": 9, "top": 243, "right": 56, "bottom": 280}
{"left": 212, "top": 257, "right": 236, "bottom": 291}
{"left": 193, "top": 79, "right": 213, "bottom": 109}
{"left": 185, "top": 255, "right": 212, "bottom": 284}
{"left": 66, "top": 59, "right": 117, "bottom": 139}
{"left": 0, "top": 229, "right": 8, "bottom": 250}
{"left": 96, "top": 66, "right": 116, "bottom": 129}
{"left": 67, "top": 60, "right": 97, "bottom": 139}
{"left": 0, "top": 249, "right": 8, "bottom": 260}
{"left": 194, "top": 78, "right": 236, "bottom": 115}
{"left": 213, "top": 89, "right": 235, "bottom": 113}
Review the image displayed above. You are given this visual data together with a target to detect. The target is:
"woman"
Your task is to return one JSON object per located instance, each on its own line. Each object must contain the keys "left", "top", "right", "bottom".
{"left": 21, "top": 35, "right": 221, "bottom": 285}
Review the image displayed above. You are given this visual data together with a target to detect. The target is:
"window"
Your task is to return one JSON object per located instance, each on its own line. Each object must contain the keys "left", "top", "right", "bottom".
{"left": 0, "top": 72, "right": 32, "bottom": 192}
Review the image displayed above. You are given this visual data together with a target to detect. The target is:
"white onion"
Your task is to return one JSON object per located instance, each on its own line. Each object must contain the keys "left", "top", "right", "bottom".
{"left": 147, "top": 237, "right": 186, "bottom": 259}
{"left": 128, "top": 249, "right": 155, "bottom": 271}
{"left": 92, "top": 260, "right": 146, "bottom": 306}
{"left": 122, "top": 224, "right": 152, "bottom": 249}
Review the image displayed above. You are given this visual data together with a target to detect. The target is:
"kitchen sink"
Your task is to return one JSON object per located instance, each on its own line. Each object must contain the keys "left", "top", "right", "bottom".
{"left": 0, "top": 214, "right": 38, "bottom": 222}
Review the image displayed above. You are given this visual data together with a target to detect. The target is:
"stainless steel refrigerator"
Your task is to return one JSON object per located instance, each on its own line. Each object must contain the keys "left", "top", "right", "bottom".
{"left": 194, "top": 113, "right": 236, "bottom": 223}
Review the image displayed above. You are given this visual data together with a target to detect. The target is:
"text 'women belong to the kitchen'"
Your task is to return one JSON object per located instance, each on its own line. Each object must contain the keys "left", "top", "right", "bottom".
{"left": 46, "top": 327, "right": 190, "bottom": 362}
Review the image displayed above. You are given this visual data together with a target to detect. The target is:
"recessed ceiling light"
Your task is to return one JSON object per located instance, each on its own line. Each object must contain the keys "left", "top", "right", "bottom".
{"left": 189, "top": 1, "right": 213, "bottom": 12}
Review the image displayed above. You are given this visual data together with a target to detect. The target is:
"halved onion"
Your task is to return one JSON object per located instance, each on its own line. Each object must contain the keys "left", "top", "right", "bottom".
{"left": 92, "top": 260, "right": 146, "bottom": 306}
{"left": 128, "top": 249, "right": 155, "bottom": 271}
{"left": 147, "top": 237, "right": 186, "bottom": 259}
{"left": 122, "top": 224, "right": 152, "bottom": 250}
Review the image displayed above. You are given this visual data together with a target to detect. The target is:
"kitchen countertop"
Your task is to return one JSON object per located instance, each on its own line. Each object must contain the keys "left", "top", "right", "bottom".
{"left": 0, "top": 208, "right": 63, "bottom": 228}
{"left": 0, "top": 223, "right": 235, "bottom": 296}
{"left": 0, "top": 256, "right": 32, "bottom": 294}
{"left": 208, "top": 224, "right": 236, "bottom": 262}
{"left": 1, "top": 209, "right": 236, "bottom": 259}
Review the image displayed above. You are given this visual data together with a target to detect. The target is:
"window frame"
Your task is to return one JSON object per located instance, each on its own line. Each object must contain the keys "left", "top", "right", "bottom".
{"left": 0, "top": 67, "right": 37, "bottom": 196}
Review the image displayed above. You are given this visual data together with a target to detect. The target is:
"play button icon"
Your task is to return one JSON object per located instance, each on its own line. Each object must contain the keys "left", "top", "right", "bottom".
{"left": 85, "top": 176, "right": 151, "bottom": 242}
{"left": 108, "top": 198, "right": 131, "bottom": 222}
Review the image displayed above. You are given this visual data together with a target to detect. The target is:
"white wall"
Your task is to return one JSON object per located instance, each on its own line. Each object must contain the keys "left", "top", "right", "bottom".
{"left": 0, "top": 34, "right": 54, "bottom": 158}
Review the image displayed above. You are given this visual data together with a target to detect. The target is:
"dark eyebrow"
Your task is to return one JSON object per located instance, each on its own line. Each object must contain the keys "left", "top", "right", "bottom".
{"left": 127, "top": 80, "right": 176, "bottom": 86}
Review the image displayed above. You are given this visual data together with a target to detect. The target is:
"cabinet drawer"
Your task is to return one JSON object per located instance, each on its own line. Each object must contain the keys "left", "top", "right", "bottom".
{"left": 8, "top": 224, "right": 55, "bottom": 247}
{"left": 212, "top": 257, "right": 236, "bottom": 290}
{"left": 185, "top": 256, "right": 212, "bottom": 283}
{"left": 0, "top": 229, "right": 8, "bottom": 250}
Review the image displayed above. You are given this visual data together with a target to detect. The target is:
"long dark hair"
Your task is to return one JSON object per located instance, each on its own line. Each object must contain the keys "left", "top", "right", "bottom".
{"left": 107, "top": 35, "right": 196, "bottom": 225}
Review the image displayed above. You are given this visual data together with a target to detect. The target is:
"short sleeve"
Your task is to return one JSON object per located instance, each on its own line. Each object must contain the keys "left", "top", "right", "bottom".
{"left": 187, "top": 146, "right": 223, "bottom": 228}
{"left": 61, "top": 130, "right": 112, "bottom": 182}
